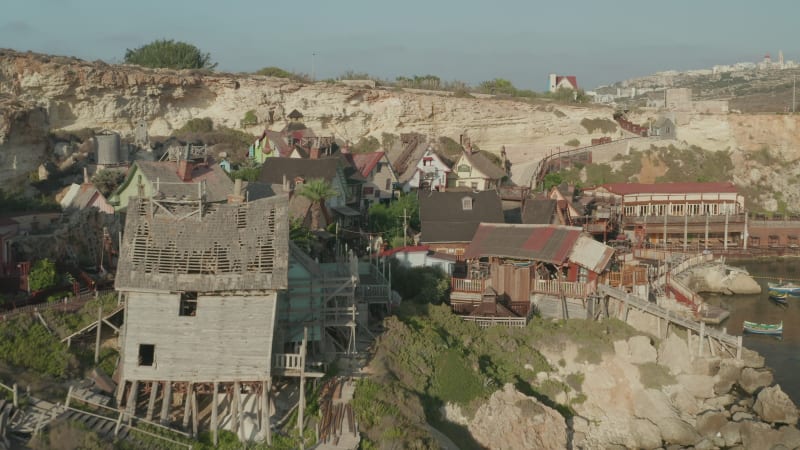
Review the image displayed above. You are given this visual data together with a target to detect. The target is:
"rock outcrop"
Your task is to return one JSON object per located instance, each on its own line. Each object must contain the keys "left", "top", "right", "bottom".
{"left": 467, "top": 384, "right": 567, "bottom": 450}
{"left": 754, "top": 385, "right": 799, "bottom": 425}
{"left": 681, "top": 263, "right": 761, "bottom": 295}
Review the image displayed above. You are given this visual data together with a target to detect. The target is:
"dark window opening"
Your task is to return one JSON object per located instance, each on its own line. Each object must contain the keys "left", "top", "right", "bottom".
{"left": 180, "top": 292, "right": 198, "bottom": 316}
{"left": 138, "top": 344, "right": 155, "bottom": 366}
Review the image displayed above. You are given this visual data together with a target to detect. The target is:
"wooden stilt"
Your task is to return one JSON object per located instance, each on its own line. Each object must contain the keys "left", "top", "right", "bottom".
{"left": 182, "top": 382, "right": 193, "bottom": 430}
{"left": 211, "top": 382, "right": 219, "bottom": 446}
{"left": 232, "top": 381, "right": 240, "bottom": 437}
{"left": 264, "top": 379, "right": 271, "bottom": 445}
{"left": 145, "top": 381, "right": 159, "bottom": 421}
{"left": 698, "top": 322, "right": 706, "bottom": 356}
{"left": 238, "top": 385, "right": 244, "bottom": 440}
{"left": 160, "top": 382, "right": 172, "bottom": 426}
{"left": 687, "top": 329, "right": 693, "bottom": 356}
{"left": 94, "top": 305, "right": 103, "bottom": 364}
{"left": 126, "top": 380, "right": 138, "bottom": 417}
{"left": 191, "top": 389, "right": 198, "bottom": 437}
{"left": 736, "top": 336, "right": 743, "bottom": 360}
{"left": 657, "top": 317, "right": 662, "bottom": 339}
{"left": 115, "top": 379, "right": 126, "bottom": 408}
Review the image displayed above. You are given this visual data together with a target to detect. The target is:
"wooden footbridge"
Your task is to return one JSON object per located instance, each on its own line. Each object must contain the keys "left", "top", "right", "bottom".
{"left": 597, "top": 284, "right": 743, "bottom": 359}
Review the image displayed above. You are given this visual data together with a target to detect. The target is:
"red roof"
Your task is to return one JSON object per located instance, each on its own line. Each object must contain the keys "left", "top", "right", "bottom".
{"left": 464, "top": 224, "right": 582, "bottom": 264}
{"left": 379, "top": 245, "right": 429, "bottom": 257}
{"left": 346, "top": 152, "right": 385, "bottom": 178}
{"left": 555, "top": 75, "right": 578, "bottom": 90}
{"left": 599, "top": 182, "right": 738, "bottom": 196}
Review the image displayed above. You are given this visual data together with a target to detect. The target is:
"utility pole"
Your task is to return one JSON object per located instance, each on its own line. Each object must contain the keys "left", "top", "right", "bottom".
{"left": 399, "top": 208, "right": 410, "bottom": 247}
{"left": 311, "top": 52, "right": 316, "bottom": 82}
{"left": 793, "top": 75, "right": 796, "bottom": 113}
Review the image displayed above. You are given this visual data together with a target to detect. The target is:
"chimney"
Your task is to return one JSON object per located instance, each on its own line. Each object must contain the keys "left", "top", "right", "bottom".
{"left": 177, "top": 159, "right": 194, "bottom": 182}
{"left": 83, "top": 167, "right": 90, "bottom": 185}
{"left": 228, "top": 178, "right": 245, "bottom": 204}
{"left": 310, "top": 146, "right": 320, "bottom": 159}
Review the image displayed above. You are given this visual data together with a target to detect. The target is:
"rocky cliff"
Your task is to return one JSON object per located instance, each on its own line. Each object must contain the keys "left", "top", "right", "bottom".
{"left": 4, "top": 49, "right": 800, "bottom": 207}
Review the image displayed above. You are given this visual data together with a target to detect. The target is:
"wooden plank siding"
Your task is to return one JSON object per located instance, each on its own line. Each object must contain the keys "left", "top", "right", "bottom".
{"left": 121, "top": 291, "right": 277, "bottom": 381}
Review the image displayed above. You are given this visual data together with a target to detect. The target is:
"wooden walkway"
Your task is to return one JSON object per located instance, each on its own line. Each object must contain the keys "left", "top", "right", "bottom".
{"left": 597, "top": 284, "right": 742, "bottom": 358}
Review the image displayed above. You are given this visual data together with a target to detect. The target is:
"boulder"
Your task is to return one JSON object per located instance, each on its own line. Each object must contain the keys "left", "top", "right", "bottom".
{"left": 690, "top": 356, "right": 721, "bottom": 376}
{"left": 732, "top": 411, "right": 755, "bottom": 422}
{"left": 695, "top": 411, "right": 729, "bottom": 437}
{"left": 633, "top": 389, "right": 678, "bottom": 422}
{"left": 740, "top": 347, "right": 765, "bottom": 369}
{"left": 613, "top": 339, "right": 630, "bottom": 359}
{"left": 468, "top": 384, "right": 567, "bottom": 450}
{"left": 676, "top": 374, "right": 716, "bottom": 399}
{"left": 658, "top": 417, "right": 701, "bottom": 446}
{"left": 669, "top": 387, "right": 700, "bottom": 416}
{"left": 738, "top": 368, "right": 773, "bottom": 394}
{"left": 719, "top": 421, "right": 742, "bottom": 447}
{"left": 753, "top": 385, "right": 799, "bottom": 425}
{"left": 658, "top": 334, "right": 693, "bottom": 375}
{"left": 702, "top": 394, "right": 735, "bottom": 410}
{"left": 628, "top": 336, "right": 657, "bottom": 364}
{"left": 630, "top": 418, "right": 663, "bottom": 449}
{"left": 776, "top": 425, "right": 800, "bottom": 449}
{"left": 740, "top": 421, "right": 782, "bottom": 450}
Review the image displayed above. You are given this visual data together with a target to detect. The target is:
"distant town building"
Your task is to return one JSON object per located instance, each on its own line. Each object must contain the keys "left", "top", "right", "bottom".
{"left": 548, "top": 73, "right": 578, "bottom": 92}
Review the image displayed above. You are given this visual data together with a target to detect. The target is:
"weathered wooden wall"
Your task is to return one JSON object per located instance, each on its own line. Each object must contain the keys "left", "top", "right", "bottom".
{"left": 121, "top": 292, "right": 277, "bottom": 381}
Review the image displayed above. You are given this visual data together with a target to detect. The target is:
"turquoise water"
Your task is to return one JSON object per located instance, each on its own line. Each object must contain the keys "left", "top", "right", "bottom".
{"left": 703, "top": 258, "right": 800, "bottom": 403}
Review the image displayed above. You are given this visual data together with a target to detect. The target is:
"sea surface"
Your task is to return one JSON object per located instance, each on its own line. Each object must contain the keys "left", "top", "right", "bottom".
{"left": 702, "top": 257, "right": 800, "bottom": 404}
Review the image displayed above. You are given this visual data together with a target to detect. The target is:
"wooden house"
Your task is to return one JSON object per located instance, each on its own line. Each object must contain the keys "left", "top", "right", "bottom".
{"left": 419, "top": 190, "right": 504, "bottom": 257}
{"left": 343, "top": 151, "right": 399, "bottom": 209}
{"left": 110, "top": 158, "right": 234, "bottom": 212}
{"left": 115, "top": 186, "right": 289, "bottom": 440}
{"left": 581, "top": 182, "right": 746, "bottom": 249}
{"left": 450, "top": 148, "right": 506, "bottom": 191}
{"left": 450, "top": 224, "right": 614, "bottom": 321}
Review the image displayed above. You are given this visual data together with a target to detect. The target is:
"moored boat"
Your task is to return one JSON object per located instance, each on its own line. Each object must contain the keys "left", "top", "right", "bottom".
{"left": 768, "top": 281, "right": 800, "bottom": 296}
{"left": 769, "top": 290, "right": 788, "bottom": 304}
{"left": 743, "top": 320, "right": 783, "bottom": 336}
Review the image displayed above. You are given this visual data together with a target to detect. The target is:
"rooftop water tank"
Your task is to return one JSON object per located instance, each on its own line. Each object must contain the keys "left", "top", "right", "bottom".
{"left": 95, "top": 132, "right": 121, "bottom": 165}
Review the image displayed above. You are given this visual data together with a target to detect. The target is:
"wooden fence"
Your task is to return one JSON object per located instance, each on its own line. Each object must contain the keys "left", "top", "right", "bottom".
{"left": 461, "top": 315, "right": 527, "bottom": 328}
{"left": 532, "top": 279, "right": 593, "bottom": 299}
{"left": 0, "top": 289, "right": 115, "bottom": 322}
{"left": 451, "top": 277, "right": 490, "bottom": 293}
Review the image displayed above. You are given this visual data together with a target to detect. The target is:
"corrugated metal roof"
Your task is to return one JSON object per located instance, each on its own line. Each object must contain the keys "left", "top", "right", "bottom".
{"left": 568, "top": 235, "right": 615, "bottom": 273}
{"left": 464, "top": 224, "right": 582, "bottom": 264}
{"left": 599, "top": 182, "right": 738, "bottom": 195}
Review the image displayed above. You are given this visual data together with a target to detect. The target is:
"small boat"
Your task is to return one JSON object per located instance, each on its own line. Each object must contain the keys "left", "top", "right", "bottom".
{"left": 768, "top": 281, "right": 800, "bottom": 296}
{"left": 743, "top": 320, "right": 783, "bottom": 336}
{"left": 769, "top": 290, "right": 788, "bottom": 304}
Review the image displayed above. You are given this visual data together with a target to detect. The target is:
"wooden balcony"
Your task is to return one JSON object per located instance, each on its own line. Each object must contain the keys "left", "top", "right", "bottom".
{"left": 600, "top": 267, "right": 648, "bottom": 287}
{"left": 532, "top": 280, "right": 594, "bottom": 299}
{"left": 451, "top": 277, "right": 490, "bottom": 293}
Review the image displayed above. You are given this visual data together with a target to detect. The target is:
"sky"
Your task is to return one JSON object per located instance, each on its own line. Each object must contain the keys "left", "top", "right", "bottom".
{"left": 2, "top": 0, "right": 799, "bottom": 90}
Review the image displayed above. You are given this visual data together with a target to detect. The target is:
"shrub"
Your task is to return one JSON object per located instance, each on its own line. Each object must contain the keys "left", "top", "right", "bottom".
{"left": 241, "top": 110, "right": 258, "bottom": 127}
{"left": 124, "top": 39, "right": 216, "bottom": 70}
{"left": 91, "top": 169, "right": 126, "bottom": 197}
{"left": 177, "top": 117, "right": 214, "bottom": 134}
{"left": 29, "top": 258, "right": 59, "bottom": 292}
{"left": 0, "top": 316, "right": 68, "bottom": 377}
{"left": 565, "top": 138, "right": 580, "bottom": 147}
{"left": 351, "top": 136, "right": 380, "bottom": 154}
{"left": 254, "top": 66, "right": 294, "bottom": 78}
{"left": 580, "top": 118, "right": 618, "bottom": 134}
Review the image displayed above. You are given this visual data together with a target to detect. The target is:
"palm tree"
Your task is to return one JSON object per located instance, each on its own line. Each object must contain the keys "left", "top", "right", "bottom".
{"left": 297, "top": 179, "right": 338, "bottom": 230}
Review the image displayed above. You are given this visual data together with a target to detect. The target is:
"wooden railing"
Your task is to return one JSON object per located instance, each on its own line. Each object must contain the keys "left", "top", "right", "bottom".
{"left": 0, "top": 289, "right": 115, "bottom": 321}
{"left": 273, "top": 353, "right": 303, "bottom": 370}
{"left": 601, "top": 267, "right": 648, "bottom": 287}
{"left": 461, "top": 316, "right": 527, "bottom": 328}
{"left": 532, "top": 280, "right": 593, "bottom": 299}
{"left": 451, "top": 277, "right": 489, "bottom": 293}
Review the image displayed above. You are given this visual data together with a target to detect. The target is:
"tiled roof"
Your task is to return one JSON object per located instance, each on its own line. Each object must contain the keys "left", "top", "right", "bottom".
{"left": 462, "top": 151, "right": 506, "bottom": 180}
{"left": 464, "top": 223, "right": 583, "bottom": 264}
{"left": 259, "top": 157, "right": 340, "bottom": 185}
{"left": 345, "top": 152, "right": 385, "bottom": 178}
{"left": 599, "top": 182, "right": 738, "bottom": 195}
{"left": 379, "top": 245, "right": 430, "bottom": 257}
{"left": 419, "top": 191, "right": 504, "bottom": 243}
{"left": 522, "top": 199, "right": 557, "bottom": 224}
{"left": 556, "top": 75, "right": 578, "bottom": 89}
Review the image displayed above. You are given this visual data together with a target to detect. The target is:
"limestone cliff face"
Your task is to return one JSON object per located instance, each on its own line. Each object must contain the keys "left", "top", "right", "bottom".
{"left": 3, "top": 49, "right": 800, "bottom": 209}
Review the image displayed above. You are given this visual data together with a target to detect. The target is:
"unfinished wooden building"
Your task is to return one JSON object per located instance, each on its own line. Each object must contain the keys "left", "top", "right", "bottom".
{"left": 114, "top": 187, "right": 289, "bottom": 443}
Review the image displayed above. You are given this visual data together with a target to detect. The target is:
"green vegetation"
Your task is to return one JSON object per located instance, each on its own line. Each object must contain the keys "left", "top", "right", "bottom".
{"left": 41, "top": 292, "right": 119, "bottom": 338}
{"left": 176, "top": 117, "right": 214, "bottom": 134}
{"left": 241, "top": 109, "right": 258, "bottom": 127}
{"left": 651, "top": 145, "right": 733, "bottom": 183}
{"left": 745, "top": 145, "right": 782, "bottom": 166}
{"left": 637, "top": 362, "right": 676, "bottom": 389}
{"left": 395, "top": 74, "right": 441, "bottom": 90}
{"left": 0, "top": 316, "right": 68, "bottom": 377}
{"left": 289, "top": 218, "right": 314, "bottom": 254}
{"left": 367, "top": 193, "right": 419, "bottom": 241}
{"left": 124, "top": 39, "right": 216, "bottom": 70}
{"left": 297, "top": 179, "right": 338, "bottom": 230}
{"left": 29, "top": 258, "right": 59, "bottom": 292}
{"left": 381, "top": 132, "right": 398, "bottom": 151}
{"left": 0, "top": 189, "right": 60, "bottom": 214}
{"left": 350, "top": 136, "right": 380, "bottom": 154}
{"left": 565, "top": 138, "right": 580, "bottom": 147}
{"left": 91, "top": 169, "right": 126, "bottom": 197}
{"left": 30, "top": 420, "right": 112, "bottom": 450}
{"left": 580, "top": 118, "right": 618, "bottom": 134}
{"left": 552, "top": 109, "right": 567, "bottom": 118}
{"left": 254, "top": 66, "right": 308, "bottom": 81}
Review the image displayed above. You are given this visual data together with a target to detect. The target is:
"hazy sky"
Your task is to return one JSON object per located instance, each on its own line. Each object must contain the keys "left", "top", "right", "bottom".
{"left": 3, "top": 0, "right": 798, "bottom": 90}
